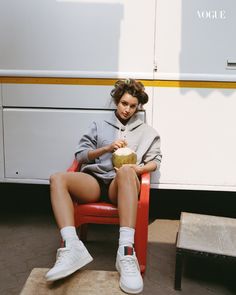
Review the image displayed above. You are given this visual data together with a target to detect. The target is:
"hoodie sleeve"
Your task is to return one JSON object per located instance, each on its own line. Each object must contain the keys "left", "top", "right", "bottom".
{"left": 75, "top": 122, "right": 98, "bottom": 164}
{"left": 142, "top": 134, "right": 162, "bottom": 169}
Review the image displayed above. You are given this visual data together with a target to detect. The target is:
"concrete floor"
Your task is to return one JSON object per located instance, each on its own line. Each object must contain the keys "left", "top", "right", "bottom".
{"left": 1, "top": 183, "right": 236, "bottom": 295}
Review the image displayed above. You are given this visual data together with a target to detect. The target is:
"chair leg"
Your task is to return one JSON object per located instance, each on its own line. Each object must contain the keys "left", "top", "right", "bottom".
{"left": 79, "top": 224, "right": 88, "bottom": 241}
{"left": 135, "top": 223, "right": 148, "bottom": 273}
{"left": 135, "top": 204, "right": 149, "bottom": 273}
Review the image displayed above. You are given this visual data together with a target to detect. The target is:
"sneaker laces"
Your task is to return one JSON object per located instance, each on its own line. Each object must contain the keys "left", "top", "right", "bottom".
{"left": 120, "top": 256, "right": 139, "bottom": 275}
{"left": 54, "top": 241, "right": 88, "bottom": 267}
{"left": 54, "top": 248, "right": 70, "bottom": 266}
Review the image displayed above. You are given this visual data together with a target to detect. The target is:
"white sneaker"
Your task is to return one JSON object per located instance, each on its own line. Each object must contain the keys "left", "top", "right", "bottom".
{"left": 116, "top": 246, "right": 143, "bottom": 294}
{"left": 45, "top": 240, "right": 93, "bottom": 281}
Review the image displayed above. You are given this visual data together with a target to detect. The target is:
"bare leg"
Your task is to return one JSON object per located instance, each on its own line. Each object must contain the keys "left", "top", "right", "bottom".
{"left": 50, "top": 171, "right": 101, "bottom": 229}
{"left": 108, "top": 166, "right": 140, "bottom": 228}
{"left": 45, "top": 171, "right": 99, "bottom": 282}
{"left": 109, "top": 166, "right": 143, "bottom": 294}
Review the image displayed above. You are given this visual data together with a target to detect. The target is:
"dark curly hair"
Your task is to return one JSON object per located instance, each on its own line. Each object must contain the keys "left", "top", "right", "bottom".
{"left": 110, "top": 79, "right": 148, "bottom": 107}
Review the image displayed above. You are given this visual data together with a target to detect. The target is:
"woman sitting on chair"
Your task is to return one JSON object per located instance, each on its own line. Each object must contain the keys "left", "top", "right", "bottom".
{"left": 46, "top": 79, "right": 162, "bottom": 294}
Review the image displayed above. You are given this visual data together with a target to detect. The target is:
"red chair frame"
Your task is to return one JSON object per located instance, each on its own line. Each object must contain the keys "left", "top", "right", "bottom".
{"left": 67, "top": 159, "right": 151, "bottom": 274}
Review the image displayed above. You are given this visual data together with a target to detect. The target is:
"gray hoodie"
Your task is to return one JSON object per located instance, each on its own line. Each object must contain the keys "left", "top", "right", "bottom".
{"left": 75, "top": 111, "right": 162, "bottom": 184}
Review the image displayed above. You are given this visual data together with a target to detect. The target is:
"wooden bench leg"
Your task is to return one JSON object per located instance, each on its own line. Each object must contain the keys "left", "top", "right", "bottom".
{"left": 174, "top": 250, "right": 184, "bottom": 290}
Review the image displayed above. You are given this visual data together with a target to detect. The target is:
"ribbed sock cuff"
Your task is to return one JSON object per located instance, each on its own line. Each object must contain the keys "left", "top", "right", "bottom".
{"left": 119, "top": 226, "right": 135, "bottom": 247}
{"left": 60, "top": 226, "right": 79, "bottom": 242}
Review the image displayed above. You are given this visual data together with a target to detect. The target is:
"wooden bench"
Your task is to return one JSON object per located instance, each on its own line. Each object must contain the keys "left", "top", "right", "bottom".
{"left": 174, "top": 212, "right": 236, "bottom": 290}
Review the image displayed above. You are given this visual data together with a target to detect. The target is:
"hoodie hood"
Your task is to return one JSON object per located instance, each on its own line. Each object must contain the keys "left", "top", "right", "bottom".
{"left": 104, "top": 111, "right": 144, "bottom": 132}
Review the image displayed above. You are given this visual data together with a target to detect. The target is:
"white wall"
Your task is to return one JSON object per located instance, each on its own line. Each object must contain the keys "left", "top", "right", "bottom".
{"left": 155, "top": 0, "right": 236, "bottom": 81}
{"left": 0, "top": 84, "right": 4, "bottom": 180}
{"left": 2, "top": 84, "right": 113, "bottom": 109}
{"left": 3, "top": 109, "right": 112, "bottom": 181}
{"left": 1, "top": 0, "right": 236, "bottom": 191}
{"left": 151, "top": 0, "right": 236, "bottom": 191}
{"left": 153, "top": 87, "right": 236, "bottom": 191}
{"left": 0, "top": 0, "right": 156, "bottom": 79}
{"left": 1, "top": 83, "right": 153, "bottom": 184}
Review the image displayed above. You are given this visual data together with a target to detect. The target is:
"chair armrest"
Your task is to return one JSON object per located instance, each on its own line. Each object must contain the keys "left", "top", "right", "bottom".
{"left": 139, "top": 172, "right": 151, "bottom": 205}
{"left": 67, "top": 159, "right": 80, "bottom": 172}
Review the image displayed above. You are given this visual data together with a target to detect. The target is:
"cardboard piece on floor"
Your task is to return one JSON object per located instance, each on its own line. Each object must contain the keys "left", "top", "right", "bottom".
{"left": 20, "top": 268, "right": 124, "bottom": 295}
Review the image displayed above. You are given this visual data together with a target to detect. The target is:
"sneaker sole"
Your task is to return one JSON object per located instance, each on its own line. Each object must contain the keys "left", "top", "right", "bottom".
{"left": 46, "top": 254, "right": 93, "bottom": 282}
{"left": 116, "top": 261, "right": 143, "bottom": 294}
{"left": 119, "top": 281, "right": 143, "bottom": 294}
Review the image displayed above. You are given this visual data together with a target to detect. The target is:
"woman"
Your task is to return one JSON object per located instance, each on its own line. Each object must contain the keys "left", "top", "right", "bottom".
{"left": 46, "top": 79, "right": 162, "bottom": 294}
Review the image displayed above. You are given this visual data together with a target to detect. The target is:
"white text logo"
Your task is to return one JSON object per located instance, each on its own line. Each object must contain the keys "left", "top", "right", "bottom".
{"left": 197, "top": 10, "right": 226, "bottom": 20}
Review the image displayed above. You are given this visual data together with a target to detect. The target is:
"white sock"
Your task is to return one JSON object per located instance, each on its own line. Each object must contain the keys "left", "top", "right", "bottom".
{"left": 118, "top": 227, "right": 135, "bottom": 253}
{"left": 60, "top": 226, "right": 79, "bottom": 245}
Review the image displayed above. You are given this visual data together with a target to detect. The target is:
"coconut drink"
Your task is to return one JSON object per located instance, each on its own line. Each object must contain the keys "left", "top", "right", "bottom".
{"left": 112, "top": 147, "right": 137, "bottom": 169}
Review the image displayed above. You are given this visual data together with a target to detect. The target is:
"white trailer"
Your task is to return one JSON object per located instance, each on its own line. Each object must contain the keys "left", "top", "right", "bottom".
{"left": 0, "top": 0, "right": 236, "bottom": 191}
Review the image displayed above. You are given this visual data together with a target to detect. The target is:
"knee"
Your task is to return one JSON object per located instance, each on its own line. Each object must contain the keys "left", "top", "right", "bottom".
{"left": 49, "top": 172, "right": 67, "bottom": 189}
{"left": 116, "top": 165, "right": 136, "bottom": 182}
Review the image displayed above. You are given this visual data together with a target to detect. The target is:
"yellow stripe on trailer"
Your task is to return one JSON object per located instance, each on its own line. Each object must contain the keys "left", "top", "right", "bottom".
{"left": 0, "top": 76, "right": 236, "bottom": 89}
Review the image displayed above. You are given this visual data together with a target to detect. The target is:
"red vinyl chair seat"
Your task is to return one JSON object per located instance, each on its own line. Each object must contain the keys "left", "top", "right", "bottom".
{"left": 75, "top": 202, "right": 119, "bottom": 219}
{"left": 67, "top": 159, "right": 150, "bottom": 274}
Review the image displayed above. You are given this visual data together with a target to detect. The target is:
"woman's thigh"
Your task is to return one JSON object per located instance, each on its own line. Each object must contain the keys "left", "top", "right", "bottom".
{"left": 108, "top": 170, "right": 140, "bottom": 205}
{"left": 63, "top": 172, "right": 101, "bottom": 203}
{"left": 108, "top": 178, "right": 118, "bottom": 205}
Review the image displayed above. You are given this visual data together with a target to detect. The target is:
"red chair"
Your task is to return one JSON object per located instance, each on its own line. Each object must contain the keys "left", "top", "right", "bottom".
{"left": 67, "top": 159, "right": 151, "bottom": 274}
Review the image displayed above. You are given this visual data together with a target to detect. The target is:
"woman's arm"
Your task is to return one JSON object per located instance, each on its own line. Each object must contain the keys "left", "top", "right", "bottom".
{"left": 87, "top": 139, "right": 127, "bottom": 161}
{"left": 123, "top": 161, "right": 158, "bottom": 176}
{"left": 75, "top": 119, "right": 126, "bottom": 164}
{"left": 138, "top": 161, "right": 158, "bottom": 174}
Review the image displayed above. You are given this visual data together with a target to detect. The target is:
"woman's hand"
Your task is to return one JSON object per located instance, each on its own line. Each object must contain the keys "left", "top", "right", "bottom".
{"left": 106, "top": 139, "right": 127, "bottom": 153}
{"left": 88, "top": 139, "right": 128, "bottom": 160}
